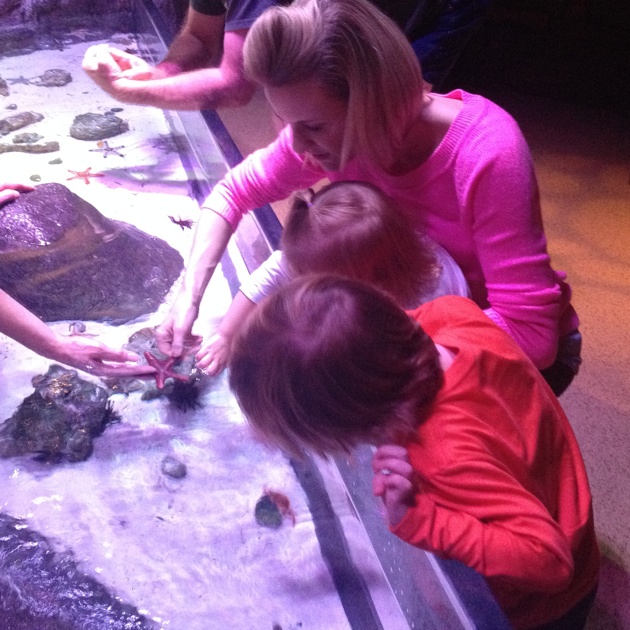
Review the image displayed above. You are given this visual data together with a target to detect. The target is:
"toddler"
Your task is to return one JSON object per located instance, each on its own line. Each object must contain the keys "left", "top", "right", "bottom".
{"left": 196, "top": 180, "right": 468, "bottom": 374}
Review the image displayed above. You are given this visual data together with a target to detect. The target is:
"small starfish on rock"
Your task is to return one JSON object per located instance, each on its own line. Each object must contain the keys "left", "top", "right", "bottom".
{"left": 144, "top": 351, "right": 190, "bottom": 390}
{"left": 90, "top": 140, "right": 125, "bottom": 158}
{"left": 67, "top": 167, "right": 104, "bottom": 184}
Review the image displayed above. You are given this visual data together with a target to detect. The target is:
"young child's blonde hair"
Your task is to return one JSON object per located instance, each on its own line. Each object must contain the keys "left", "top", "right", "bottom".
{"left": 243, "top": 0, "right": 425, "bottom": 170}
{"left": 229, "top": 275, "right": 443, "bottom": 458}
{"left": 281, "top": 181, "right": 439, "bottom": 309}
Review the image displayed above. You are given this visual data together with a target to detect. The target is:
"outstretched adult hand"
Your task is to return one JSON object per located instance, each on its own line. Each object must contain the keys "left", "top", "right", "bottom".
{"left": 51, "top": 335, "right": 157, "bottom": 378}
{"left": 82, "top": 45, "right": 164, "bottom": 100}
{"left": 155, "top": 298, "right": 202, "bottom": 359}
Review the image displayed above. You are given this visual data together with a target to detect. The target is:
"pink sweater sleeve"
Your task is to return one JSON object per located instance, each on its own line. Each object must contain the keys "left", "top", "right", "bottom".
{"left": 455, "top": 108, "right": 565, "bottom": 368}
{"left": 201, "top": 127, "right": 324, "bottom": 230}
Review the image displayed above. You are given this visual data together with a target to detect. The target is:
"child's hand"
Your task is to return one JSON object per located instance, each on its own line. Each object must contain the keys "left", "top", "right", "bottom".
{"left": 195, "top": 331, "right": 231, "bottom": 376}
{"left": 372, "top": 444, "right": 416, "bottom": 527}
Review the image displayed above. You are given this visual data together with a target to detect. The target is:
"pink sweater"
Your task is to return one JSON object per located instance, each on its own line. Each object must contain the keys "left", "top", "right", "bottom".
{"left": 204, "top": 90, "right": 577, "bottom": 368}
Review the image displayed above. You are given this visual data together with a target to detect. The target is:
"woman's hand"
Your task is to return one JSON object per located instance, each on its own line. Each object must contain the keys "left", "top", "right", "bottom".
{"left": 155, "top": 297, "right": 201, "bottom": 358}
{"left": 372, "top": 444, "right": 416, "bottom": 527}
{"left": 52, "top": 335, "right": 157, "bottom": 378}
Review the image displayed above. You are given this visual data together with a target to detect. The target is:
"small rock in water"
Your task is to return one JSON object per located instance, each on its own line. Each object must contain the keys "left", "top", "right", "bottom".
{"left": 30, "top": 68, "right": 72, "bottom": 87}
{"left": 255, "top": 494, "right": 283, "bottom": 529}
{"left": 70, "top": 112, "right": 129, "bottom": 141}
{"left": 0, "top": 141, "right": 59, "bottom": 154}
{"left": 13, "top": 132, "right": 43, "bottom": 144}
{"left": 29, "top": 174, "right": 41, "bottom": 182}
{"left": 0, "top": 111, "right": 44, "bottom": 136}
{"left": 161, "top": 456, "right": 187, "bottom": 479}
{"left": 48, "top": 157, "right": 62, "bottom": 164}
{"left": 6, "top": 103, "right": 18, "bottom": 110}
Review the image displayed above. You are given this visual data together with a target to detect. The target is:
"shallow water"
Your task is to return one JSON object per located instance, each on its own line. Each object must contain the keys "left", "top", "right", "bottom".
{"left": 0, "top": 20, "right": 413, "bottom": 630}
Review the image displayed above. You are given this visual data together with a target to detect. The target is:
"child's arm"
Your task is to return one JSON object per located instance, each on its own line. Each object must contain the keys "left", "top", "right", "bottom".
{"left": 196, "top": 251, "right": 292, "bottom": 375}
{"left": 391, "top": 457, "right": 576, "bottom": 593}
{"left": 196, "top": 290, "right": 255, "bottom": 375}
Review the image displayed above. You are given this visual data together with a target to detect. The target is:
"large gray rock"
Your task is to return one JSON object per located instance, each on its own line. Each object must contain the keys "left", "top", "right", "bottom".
{"left": 0, "top": 183, "right": 183, "bottom": 323}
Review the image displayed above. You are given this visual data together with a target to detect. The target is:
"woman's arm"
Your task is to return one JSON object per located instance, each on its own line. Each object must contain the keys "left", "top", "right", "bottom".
{"left": 0, "top": 290, "right": 152, "bottom": 377}
{"left": 157, "top": 129, "right": 323, "bottom": 357}
{"left": 156, "top": 209, "right": 233, "bottom": 357}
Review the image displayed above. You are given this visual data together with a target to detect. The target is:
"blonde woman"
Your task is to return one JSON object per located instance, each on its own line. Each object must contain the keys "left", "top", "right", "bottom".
{"left": 158, "top": 0, "right": 579, "bottom": 395}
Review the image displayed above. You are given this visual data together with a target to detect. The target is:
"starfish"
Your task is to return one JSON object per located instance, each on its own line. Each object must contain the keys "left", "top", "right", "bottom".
{"left": 144, "top": 351, "right": 190, "bottom": 390}
{"left": 67, "top": 167, "right": 104, "bottom": 184}
{"left": 89, "top": 140, "right": 125, "bottom": 158}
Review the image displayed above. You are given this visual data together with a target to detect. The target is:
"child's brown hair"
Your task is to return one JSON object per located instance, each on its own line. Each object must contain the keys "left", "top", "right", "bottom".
{"left": 281, "top": 181, "right": 439, "bottom": 309}
{"left": 229, "top": 275, "right": 443, "bottom": 458}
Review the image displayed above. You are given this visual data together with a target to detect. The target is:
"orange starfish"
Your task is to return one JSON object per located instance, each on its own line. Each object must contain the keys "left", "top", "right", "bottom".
{"left": 144, "top": 351, "right": 190, "bottom": 389}
{"left": 67, "top": 167, "right": 104, "bottom": 184}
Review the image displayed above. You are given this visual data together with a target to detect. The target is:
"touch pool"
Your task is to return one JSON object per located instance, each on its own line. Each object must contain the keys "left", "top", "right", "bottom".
{"left": 0, "top": 2, "right": 510, "bottom": 628}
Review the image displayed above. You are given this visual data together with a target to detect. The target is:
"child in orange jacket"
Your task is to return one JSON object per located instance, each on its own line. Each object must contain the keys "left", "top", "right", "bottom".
{"left": 228, "top": 275, "right": 600, "bottom": 630}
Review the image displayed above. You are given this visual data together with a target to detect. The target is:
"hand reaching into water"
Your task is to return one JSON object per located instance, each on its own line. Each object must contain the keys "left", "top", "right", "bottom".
{"left": 196, "top": 331, "right": 231, "bottom": 376}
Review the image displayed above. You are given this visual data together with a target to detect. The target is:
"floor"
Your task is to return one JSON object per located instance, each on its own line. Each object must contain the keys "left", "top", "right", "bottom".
{"left": 219, "top": 55, "right": 630, "bottom": 630}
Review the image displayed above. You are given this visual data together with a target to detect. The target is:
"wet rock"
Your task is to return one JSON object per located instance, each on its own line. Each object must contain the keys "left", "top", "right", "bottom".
{"left": 0, "top": 183, "right": 184, "bottom": 323}
{"left": 48, "top": 157, "right": 62, "bottom": 164}
{"left": 255, "top": 494, "right": 283, "bottom": 529}
{"left": 12, "top": 132, "right": 43, "bottom": 143}
{"left": 0, "top": 110, "right": 43, "bottom": 135}
{"left": 0, "top": 77, "right": 8, "bottom": 97}
{"left": 161, "top": 455, "right": 187, "bottom": 479}
{"left": 0, "top": 365, "right": 120, "bottom": 462}
{"left": 70, "top": 112, "right": 129, "bottom": 141}
{"left": 0, "top": 513, "right": 152, "bottom": 629}
{"left": 5, "top": 104, "right": 18, "bottom": 110}
{"left": 29, "top": 174, "right": 41, "bottom": 182}
{"left": 0, "top": 140, "right": 59, "bottom": 153}
{"left": 29, "top": 68, "right": 72, "bottom": 87}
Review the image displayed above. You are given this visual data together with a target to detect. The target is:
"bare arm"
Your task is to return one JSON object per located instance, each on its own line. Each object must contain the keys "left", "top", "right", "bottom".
{"left": 82, "top": 9, "right": 255, "bottom": 110}
{"left": 156, "top": 209, "right": 234, "bottom": 357}
{"left": 0, "top": 290, "right": 152, "bottom": 377}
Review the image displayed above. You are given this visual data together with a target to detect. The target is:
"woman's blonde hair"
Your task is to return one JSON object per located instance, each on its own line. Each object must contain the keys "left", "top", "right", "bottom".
{"left": 282, "top": 181, "right": 439, "bottom": 308}
{"left": 243, "top": 0, "right": 425, "bottom": 170}
{"left": 229, "top": 275, "right": 443, "bottom": 458}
